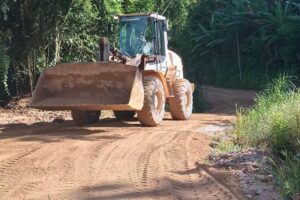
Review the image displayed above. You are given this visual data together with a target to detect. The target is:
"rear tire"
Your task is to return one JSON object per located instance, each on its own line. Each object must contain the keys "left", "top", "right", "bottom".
{"left": 137, "top": 76, "right": 165, "bottom": 127}
{"left": 113, "top": 111, "right": 136, "bottom": 121}
{"left": 169, "top": 79, "right": 193, "bottom": 120}
{"left": 71, "top": 110, "right": 100, "bottom": 125}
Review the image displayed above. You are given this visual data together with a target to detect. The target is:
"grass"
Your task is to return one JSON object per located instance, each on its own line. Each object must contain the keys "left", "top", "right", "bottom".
{"left": 233, "top": 75, "right": 300, "bottom": 199}
{"left": 212, "top": 140, "right": 241, "bottom": 155}
{"left": 235, "top": 76, "right": 300, "bottom": 155}
{"left": 271, "top": 150, "right": 300, "bottom": 199}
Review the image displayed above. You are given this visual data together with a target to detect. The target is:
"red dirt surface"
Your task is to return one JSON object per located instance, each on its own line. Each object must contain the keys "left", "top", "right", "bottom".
{"left": 0, "top": 86, "right": 270, "bottom": 200}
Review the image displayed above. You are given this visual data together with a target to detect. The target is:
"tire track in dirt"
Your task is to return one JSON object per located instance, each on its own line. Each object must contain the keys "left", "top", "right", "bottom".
{"left": 1, "top": 124, "right": 247, "bottom": 200}
{"left": 0, "top": 116, "right": 247, "bottom": 200}
{"left": 71, "top": 129, "right": 151, "bottom": 199}
{"left": 94, "top": 130, "right": 155, "bottom": 199}
{"left": 84, "top": 140, "right": 117, "bottom": 185}
{"left": 161, "top": 131, "right": 240, "bottom": 200}
{"left": 0, "top": 126, "right": 123, "bottom": 199}
{"left": 126, "top": 132, "right": 162, "bottom": 198}
{"left": 42, "top": 135, "right": 121, "bottom": 199}
{"left": 73, "top": 129, "right": 181, "bottom": 200}
{"left": 53, "top": 146, "right": 79, "bottom": 199}
{"left": 162, "top": 132, "right": 193, "bottom": 200}
{"left": 0, "top": 146, "right": 41, "bottom": 199}
{"left": 121, "top": 129, "right": 183, "bottom": 199}
{"left": 0, "top": 86, "right": 256, "bottom": 199}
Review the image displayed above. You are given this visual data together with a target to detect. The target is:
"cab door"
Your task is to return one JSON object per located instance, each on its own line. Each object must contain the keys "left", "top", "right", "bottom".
{"left": 144, "top": 19, "right": 168, "bottom": 74}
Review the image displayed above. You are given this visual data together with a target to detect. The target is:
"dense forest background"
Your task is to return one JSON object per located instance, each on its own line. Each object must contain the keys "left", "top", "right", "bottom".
{"left": 1, "top": 0, "right": 300, "bottom": 107}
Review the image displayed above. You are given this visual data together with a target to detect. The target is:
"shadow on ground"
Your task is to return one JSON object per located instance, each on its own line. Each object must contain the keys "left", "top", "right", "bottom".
{"left": 0, "top": 118, "right": 142, "bottom": 143}
{"left": 72, "top": 171, "right": 242, "bottom": 200}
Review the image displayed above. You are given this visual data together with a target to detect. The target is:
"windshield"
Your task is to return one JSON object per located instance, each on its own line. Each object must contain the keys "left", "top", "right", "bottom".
{"left": 119, "top": 16, "right": 155, "bottom": 57}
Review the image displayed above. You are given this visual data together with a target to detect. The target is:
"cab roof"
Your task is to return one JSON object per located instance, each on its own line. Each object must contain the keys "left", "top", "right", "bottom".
{"left": 118, "top": 13, "right": 166, "bottom": 20}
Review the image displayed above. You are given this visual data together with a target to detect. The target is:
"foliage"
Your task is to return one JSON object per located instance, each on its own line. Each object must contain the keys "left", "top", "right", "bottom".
{"left": 235, "top": 76, "right": 300, "bottom": 155}
{"left": 2, "top": 0, "right": 300, "bottom": 105}
{"left": 60, "top": 0, "right": 101, "bottom": 63}
{"left": 0, "top": 0, "right": 192, "bottom": 105}
{"left": 182, "top": 0, "right": 300, "bottom": 89}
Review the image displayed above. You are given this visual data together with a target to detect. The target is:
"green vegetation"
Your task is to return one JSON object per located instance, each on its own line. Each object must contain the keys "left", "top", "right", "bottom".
{"left": 212, "top": 140, "right": 241, "bottom": 155}
{"left": 1, "top": 0, "right": 300, "bottom": 105}
{"left": 272, "top": 150, "right": 300, "bottom": 199}
{"left": 181, "top": 0, "right": 300, "bottom": 90}
{"left": 0, "top": 0, "right": 191, "bottom": 106}
{"left": 234, "top": 76, "right": 300, "bottom": 199}
{"left": 235, "top": 76, "right": 300, "bottom": 155}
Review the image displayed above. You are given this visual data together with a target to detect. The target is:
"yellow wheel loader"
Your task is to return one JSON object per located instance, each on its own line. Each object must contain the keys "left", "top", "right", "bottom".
{"left": 30, "top": 13, "right": 194, "bottom": 127}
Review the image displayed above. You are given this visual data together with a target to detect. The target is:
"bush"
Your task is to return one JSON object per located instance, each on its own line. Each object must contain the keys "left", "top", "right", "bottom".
{"left": 235, "top": 76, "right": 300, "bottom": 155}
{"left": 0, "top": 42, "right": 10, "bottom": 107}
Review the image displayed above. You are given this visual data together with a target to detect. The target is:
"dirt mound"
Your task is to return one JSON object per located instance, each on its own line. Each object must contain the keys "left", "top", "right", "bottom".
{"left": 0, "top": 97, "right": 70, "bottom": 125}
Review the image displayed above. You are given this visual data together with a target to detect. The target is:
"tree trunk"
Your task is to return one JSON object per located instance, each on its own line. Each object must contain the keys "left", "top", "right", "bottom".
{"left": 12, "top": 61, "right": 20, "bottom": 97}
{"left": 236, "top": 30, "right": 242, "bottom": 82}
{"left": 54, "top": 24, "right": 61, "bottom": 65}
{"left": 27, "top": 55, "right": 33, "bottom": 94}
{"left": 53, "top": 0, "right": 61, "bottom": 65}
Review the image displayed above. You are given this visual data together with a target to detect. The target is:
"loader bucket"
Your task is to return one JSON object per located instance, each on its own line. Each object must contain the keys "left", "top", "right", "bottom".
{"left": 29, "top": 61, "right": 144, "bottom": 111}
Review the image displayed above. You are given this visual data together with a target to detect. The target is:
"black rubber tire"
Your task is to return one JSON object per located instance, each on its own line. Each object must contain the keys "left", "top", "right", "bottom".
{"left": 113, "top": 111, "right": 136, "bottom": 121}
{"left": 137, "top": 76, "right": 165, "bottom": 127}
{"left": 169, "top": 79, "right": 193, "bottom": 120}
{"left": 71, "top": 110, "right": 101, "bottom": 126}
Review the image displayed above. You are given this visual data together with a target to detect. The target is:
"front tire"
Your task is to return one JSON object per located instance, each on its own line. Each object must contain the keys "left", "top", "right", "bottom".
{"left": 113, "top": 111, "right": 136, "bottom": 121}
{"left": 169, "top": 79, "right": 193, "bottom": 120}
{"left": 137, "top": 76, "right": 165, "bottom": 127}
{"left": 71, "top": 110, "right": 100, "bottom": 125}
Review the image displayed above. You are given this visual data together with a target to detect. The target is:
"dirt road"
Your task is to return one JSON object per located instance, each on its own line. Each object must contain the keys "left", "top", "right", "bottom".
{"left": 0, "top": 86, "right": 255, "bottom": 200}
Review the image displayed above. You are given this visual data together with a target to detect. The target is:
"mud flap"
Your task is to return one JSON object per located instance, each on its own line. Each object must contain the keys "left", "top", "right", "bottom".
{"left": 29, "top": 61, "right": 144, "bottom": 111}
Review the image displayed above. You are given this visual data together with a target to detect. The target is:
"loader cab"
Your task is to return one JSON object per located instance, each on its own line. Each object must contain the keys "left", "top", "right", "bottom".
{"left": 118, "top": 13, "right": 168, "bottom": 60}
